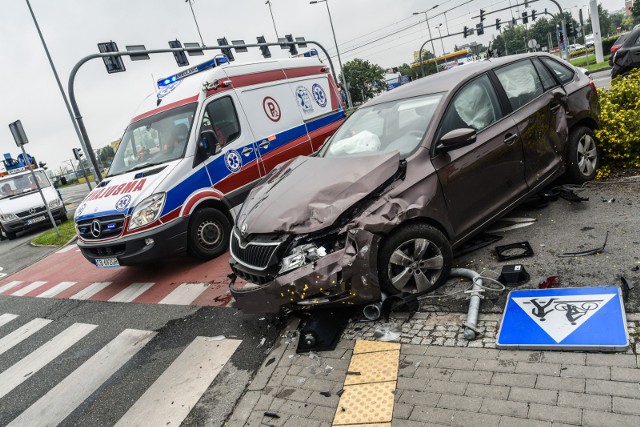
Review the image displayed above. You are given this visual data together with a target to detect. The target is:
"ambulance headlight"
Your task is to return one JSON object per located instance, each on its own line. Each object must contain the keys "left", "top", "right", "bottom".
{"left": 128, "top": 193, "right": 166, "bottom": 230}
{"left": 49, "top": 198, "right": 63, "bottom": 209}
{"left": 0, "top": 213, "right": 19, "bottom": 222}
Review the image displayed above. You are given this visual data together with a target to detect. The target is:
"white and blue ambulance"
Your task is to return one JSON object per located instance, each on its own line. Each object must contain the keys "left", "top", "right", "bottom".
{"left": 74, "top": 55, "right": 345, "bottom": 267}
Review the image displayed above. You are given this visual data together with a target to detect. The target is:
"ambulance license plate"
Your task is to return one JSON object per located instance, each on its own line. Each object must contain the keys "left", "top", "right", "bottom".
{"left": 26, "top": 216, "right": 46, "bottom": 225}
{"left": 95, "top": 258, "right": 120, "bottom": 268}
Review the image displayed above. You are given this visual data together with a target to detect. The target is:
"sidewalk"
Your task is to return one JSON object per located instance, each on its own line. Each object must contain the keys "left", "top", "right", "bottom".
{"left": 226, "top": 312, "right": 640, "bottom": 427}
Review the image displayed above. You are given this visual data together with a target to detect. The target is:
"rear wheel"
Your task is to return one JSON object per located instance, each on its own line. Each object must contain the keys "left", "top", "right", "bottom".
{"left": 187, "top": 208, "right": 231, "bottom": 260}
{"left": 565, "top": 126, "right": 599, "bottom": 183}
{"left": 378, "top": 223, "right": 452, "bottom": 296}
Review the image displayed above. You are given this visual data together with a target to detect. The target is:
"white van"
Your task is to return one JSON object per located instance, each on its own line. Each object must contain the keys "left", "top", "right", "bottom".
{"left": 0, "top": 169, "right": 67, "bottom": 240}
{"left": 74, "top": 55, "right": 345, "bottom": 267}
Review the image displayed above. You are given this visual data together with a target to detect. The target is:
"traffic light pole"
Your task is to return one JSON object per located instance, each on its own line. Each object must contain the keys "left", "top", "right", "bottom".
{"left": 418, "top": 29, "right": 465, "bottom": 77}
{"left": 67, "top": 40, "right": 337, "bottom": 185}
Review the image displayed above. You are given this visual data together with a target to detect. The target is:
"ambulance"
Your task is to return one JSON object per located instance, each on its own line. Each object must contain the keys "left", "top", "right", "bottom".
{"left": 74, "top": 54, "right": 346, "bottom": 267}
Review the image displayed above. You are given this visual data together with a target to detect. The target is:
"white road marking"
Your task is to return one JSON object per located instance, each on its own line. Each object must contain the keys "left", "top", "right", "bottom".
{"left": 0, "top": 323, "right": 97, "bottom": 399}
{"left": 55, "top": 245, "right": 77, "bottom": 254}
{"left": 115, "top": 337, "right": 241, "bottom": 427}
{"left": 0, "top": 273, "right": 6, "bottom": 279}
{"left": 0, "top": 281, "right": 23, "bottom": 294}
{"left": 36, "top": 282, "right": 77, "bottom": 298}
{"left": 158, "top": 283, "right": 209, "bottom": 305}
{"left": 69, "top": 282, "right": 112, "bottom": 300}
{"left": 11, "top": 281, "right": 48, "bottom": 297}
{"left": 108, "top": 283, "right": 154, "bottom": 303}
{"left": 0, "top": 318, "right": 53, "bottom": 357}
{"left": 7, "top": 329, "right": 156, "bottom": 427}
{"left": 0, "top": 313, "right": 19, "bottom": 328}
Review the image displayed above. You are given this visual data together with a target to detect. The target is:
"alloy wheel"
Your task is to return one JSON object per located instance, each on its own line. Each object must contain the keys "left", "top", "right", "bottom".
{"left": 387, "top": 238, "right": 444, "bottom": 293}
{"left": 577, "top": 134, "right": 597, "bottom": 177}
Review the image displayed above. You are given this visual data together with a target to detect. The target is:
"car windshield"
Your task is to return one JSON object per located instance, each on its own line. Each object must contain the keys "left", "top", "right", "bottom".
{"left": 0, "top": 170, "right": 50, "bottom": 200}
{"left": 322, "top": 94, "right": 443, "bottom": 159}
{"left": 108, "top": 103, "right": 197, "bottom": 177}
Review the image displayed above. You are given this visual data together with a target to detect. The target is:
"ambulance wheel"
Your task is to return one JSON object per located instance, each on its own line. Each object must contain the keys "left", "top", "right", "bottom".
{"left": 5, "top": 231, "right": 16, "bottom": 240}
{"left": 188, "top": 208, "right": 231, "bottom": 260}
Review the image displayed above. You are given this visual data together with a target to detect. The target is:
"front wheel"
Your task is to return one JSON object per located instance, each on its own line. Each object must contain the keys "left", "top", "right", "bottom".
{"left": 187, "top": 208, "right": 231, "bottom": 261}
{"left": 565, "top": 126, "right": 599, "bottom": 183}
{"left": 378, "top": 223, "right": 453, "bottom": 296}
{"left": 5, "top": 231, "right": 17, "bottom": 240}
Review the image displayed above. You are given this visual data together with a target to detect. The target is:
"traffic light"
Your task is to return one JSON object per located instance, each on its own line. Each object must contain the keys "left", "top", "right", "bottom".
{"left": 480, "top": 9, "right": 486, "bottom": 22}
{"left": 97, "top": 41, "right": 125, "bottom": 74}
{"left": 496, "top": 18, "right": 501, "bottom": 30}
{"left": 72, "top": 148, "right": 83, "bottom": 161}
{"left": 567, "top": 22, "right": 574, "bottom": 37}
{"left": 476, "top": 22, "right": 484, "bottom": 36}
{"left": 217, "top": 37, "right": 235, "bottom": 61}
{"left": 559, "top": 31, "right": 565, "bottom": 44}
{"left": 285, "top": 34, "right": 297, "bottom": 56}
{"left": 522, "top": 11, "right": 528, "bottom": 24}
{"left": 38, "top": 161, "right": 47, "bottom": 170}
{"left": 463, "top": 26, "right": 469, "bottom": 38}
{"left": 531, "top": 10, "right": 537, "bottom": 21}
{"left": 168, "top": 40, "right": 189, "bottom": 67}
{"left": 512, "top": 17, "right": 517, "bottom": 26}
{"left": 256, "top": 36, "right": 271, "bottom": 58}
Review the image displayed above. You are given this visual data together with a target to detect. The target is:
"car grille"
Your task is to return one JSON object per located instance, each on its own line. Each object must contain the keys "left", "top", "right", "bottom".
{"left": 16, "top": 206, "right": 46, "bottom": 218}
{"left": 77, "top": 214, "right": 126, "bottom": 240}
{"left": 231, "top": 264, "right": 273, "bottom": 285}
{"left": 230, "top": 229, "right": 286, "bottom": 270}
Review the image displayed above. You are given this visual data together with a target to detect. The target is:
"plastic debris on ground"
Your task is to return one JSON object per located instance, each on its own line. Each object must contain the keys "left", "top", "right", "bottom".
{"left": 558, "top": 231, "right": 609, "bottom": 257}
{"left": 373, "top": 323, "right": 402, "bottom": 342}
{"left": 495, "top": 241, "right": 534, "bottom": 261}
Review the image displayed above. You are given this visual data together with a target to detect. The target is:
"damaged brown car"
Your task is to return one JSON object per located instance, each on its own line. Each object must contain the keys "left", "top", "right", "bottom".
{"left": 229, "top": 53, "right": 600, "bottom": 313}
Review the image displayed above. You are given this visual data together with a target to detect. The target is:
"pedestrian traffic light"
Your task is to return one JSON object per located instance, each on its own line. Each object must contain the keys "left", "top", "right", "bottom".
{"left": 476, "top": 22, "right": 484, "bottom": 36}
{"left": 496, "top": 18, "right": 501, "bottom": 29}
{"left": 522, "top": 11, "right": 528, "bottom": 24}
{"left": 512, "top": 17, "right": 517, "bottom": 26}
{"left": 256, "top": 36, "right": 271, "bottom": 58}
{"left": 463, "top": 26, "right": 469, "bottom": 38}
{"left": 531, "top": 10, "right": 537, "bottom": 21}
{"left": 217, "top": 37, "right": 235, "bottom": 61}
{"left": 285, "top": 34, "right": 297, "bottom": 56}
{"left": 97, "top": 41, "right": 126, "bottom": 74}
{"left": 480, "top": 9, "right": 486, "bottom": 22}
{"left": 168, "top": 40, "right": 189, "bottom": 67}
{"left": 72, "top": 148, "right": 83, "bottom": 161}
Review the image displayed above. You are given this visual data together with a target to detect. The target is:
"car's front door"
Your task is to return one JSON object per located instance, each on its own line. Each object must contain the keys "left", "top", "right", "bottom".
{"left": 432, "top": 74, "right": 528, "bottom": 240}
{"left": 494, "top": 59, "right": 566, "bottom": 189}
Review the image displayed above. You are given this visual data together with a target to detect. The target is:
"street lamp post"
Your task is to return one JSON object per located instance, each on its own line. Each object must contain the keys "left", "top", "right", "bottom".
{"left": 265, "top": 1, "right": 279, "bottom": 39}
{"left": 436, "top": 24, "right": 446, "bottom": 67}
{"left": 310, "top": 0, "right": 353, "bottom": 109}
{"left": 414, "top": 5, "right": 440, "bottom": 73}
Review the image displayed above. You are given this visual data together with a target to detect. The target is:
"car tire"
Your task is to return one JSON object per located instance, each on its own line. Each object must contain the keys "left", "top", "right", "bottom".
{"left": 565, "top": 126, "right": 599, "bottom": 183}
{"left": 378, "top": 223, "right": 452, "bottom": 296}
{"left": 187, "top": 208, "right": 231, "bottom": 261}
{"left": 5, "top": 231, "right": 16, "bottom": 240}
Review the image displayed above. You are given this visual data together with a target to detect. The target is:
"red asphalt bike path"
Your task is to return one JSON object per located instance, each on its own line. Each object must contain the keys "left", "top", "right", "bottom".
{"left": 0, "top": 245, "right": 238, "bottom": 307}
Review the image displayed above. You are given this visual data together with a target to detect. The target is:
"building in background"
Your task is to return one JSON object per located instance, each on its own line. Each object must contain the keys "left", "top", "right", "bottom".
{"left": 626, "top": 0, "right": 634, "bottom": 15}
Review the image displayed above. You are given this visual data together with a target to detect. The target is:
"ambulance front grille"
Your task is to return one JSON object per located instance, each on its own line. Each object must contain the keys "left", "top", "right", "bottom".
{"left": 77, "top": 214, "right": 126, "bottom": 240}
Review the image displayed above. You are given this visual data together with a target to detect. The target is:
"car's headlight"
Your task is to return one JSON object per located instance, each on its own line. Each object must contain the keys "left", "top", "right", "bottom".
{"left": 49, "top": 199, "right": 63, "bottom": 209}
{"left": 0, "top": 213, "right": 19, "bottom": 222}
{"left": 128, "top": 193, "right": 166, "bottom": 230}
{"left": 279, "top": 244, "right": 327, "bottom": 274}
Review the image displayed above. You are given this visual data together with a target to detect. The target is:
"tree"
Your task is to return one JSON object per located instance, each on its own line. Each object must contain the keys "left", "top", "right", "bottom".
{"left": 631, "top": 1, "right": 640, "bottom": 24}
{"left": 585, "top": 4, "right": 613, "bottom": 37}
{"left": 397, "top": 63, "right": 417, "bottom": 81}
{"left": 340, "top": 59, "right": 385, "bottom": 105}
{"left": 97, "top": 145, "right": 115, "bottom": 167}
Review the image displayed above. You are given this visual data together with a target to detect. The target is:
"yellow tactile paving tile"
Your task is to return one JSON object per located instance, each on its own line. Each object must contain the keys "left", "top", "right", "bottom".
{"left": 353, "top": 340, "right": 401, "bottom": 354}
{"left": 344, "top": 424, "right": 391, "bottom": 427}
{"left": 344, "top": 350, "right": 400, "bottom": 385}
{"left": 332, "top": 380, "right": 396, "bottom": 425}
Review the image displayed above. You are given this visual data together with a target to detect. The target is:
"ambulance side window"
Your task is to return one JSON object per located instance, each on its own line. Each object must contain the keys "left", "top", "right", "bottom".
{"left": 201, "top": 96, "right": 241, "bottom": 147}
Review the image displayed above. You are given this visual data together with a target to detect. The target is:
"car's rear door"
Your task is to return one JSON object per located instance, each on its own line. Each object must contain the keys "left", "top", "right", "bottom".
{"left": 431, "top": 73, "right": 527, "bottom": 239}
{"left": 493, "top": 58, "right": 566, "bottom": 190}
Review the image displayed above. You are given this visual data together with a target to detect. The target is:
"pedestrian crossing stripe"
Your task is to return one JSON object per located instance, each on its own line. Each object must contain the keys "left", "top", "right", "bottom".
{"left": 497, "top": 287, "right": 629, "bottom": 351}
{"left": 0, "top": 313, "right": 242, "bottom": 426}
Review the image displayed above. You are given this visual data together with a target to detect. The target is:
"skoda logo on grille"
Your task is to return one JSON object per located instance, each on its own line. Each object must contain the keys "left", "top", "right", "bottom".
{"left": 29, "top": 207, "right": 37, "bottom": 214}
{"left": 241, "top": 223, "right": 247, "bottom": 235}
{"left": 90, "top": 220, "right": 101, "bottom": 238}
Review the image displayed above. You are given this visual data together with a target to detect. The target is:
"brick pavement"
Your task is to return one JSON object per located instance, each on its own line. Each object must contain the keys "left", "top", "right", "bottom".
{"left": 226, "top": 312, "right": 640, "bottom": 426}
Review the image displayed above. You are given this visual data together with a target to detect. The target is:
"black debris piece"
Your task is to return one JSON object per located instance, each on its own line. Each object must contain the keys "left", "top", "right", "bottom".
{"left": 555, "top": 185, "right": 589, "bottom": 202}
{"left": 454, "top": 233, "right": 503, "bottom": 257}
{"left": 319, "top": 391, "right": 332, "bottom": 397}
{"left": 346, "top": 371, "right": 361, "bottom": 375}
{"left": 497, "top": 264, "right": 530, "bottom": 286}
{"left": 295, "top": 309, "right": 351, "bottom": 353}
{"left": 621, "top": 276, "right": 634, "bottom": 303}
{"left": 264, "top": 412, "right": 280, "bottom": 418}
{"left": 495, "top": 241, "right": 534, "bottom": 262}
{"left": 558, "top": 231, "right": 608, "bottom": 258}
{"left": 380, "top": 293, "right": 420, "bottom": 322}
{"left": 631, "top": 265, "right": 639, "bottom": 272}
{"left": 337, "top": 388, "right": 344, "bottom": 396}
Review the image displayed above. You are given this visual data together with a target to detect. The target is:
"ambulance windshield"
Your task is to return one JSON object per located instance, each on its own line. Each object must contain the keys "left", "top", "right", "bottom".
{"left": 108, "top": 103, "right": 197, "bottom": 177}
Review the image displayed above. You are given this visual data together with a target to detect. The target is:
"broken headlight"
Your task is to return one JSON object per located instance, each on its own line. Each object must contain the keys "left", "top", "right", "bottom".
{"left": 279, "top": 244, "right": 327, "bottom": 274}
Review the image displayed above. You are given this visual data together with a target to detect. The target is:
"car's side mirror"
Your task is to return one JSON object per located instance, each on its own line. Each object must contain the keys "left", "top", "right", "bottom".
{"left": 437, "top": 128, "right": 477, "bottom": 152}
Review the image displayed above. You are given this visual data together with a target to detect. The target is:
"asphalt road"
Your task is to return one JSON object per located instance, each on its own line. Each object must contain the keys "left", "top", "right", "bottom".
{"left": 590, "top": 69, "right": 612, "bottom": 89}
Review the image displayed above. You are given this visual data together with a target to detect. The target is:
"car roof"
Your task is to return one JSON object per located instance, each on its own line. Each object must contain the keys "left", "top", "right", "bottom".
{"left": 362, "top": 52, "right": 559, "bottom": 107}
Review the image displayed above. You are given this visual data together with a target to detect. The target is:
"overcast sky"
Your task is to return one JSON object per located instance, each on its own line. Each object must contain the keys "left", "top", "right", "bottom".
{"left": 0, "top": 0, "right": 622, "bottom": 174}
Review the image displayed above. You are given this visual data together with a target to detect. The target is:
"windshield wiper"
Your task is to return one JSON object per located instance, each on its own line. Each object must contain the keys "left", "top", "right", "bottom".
{"left": 107, "top": 162, "right": 164, "bottom": 177}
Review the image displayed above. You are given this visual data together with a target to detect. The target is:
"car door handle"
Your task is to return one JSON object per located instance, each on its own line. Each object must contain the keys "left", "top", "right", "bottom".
{"left": 504, "top": 133, "right": 518, "bottom": 144}
{"left": 259, "top": 140, "right": 270, "bottom": 149}
{"left": 241, "top": 147, "right": 253, "bottom": 156}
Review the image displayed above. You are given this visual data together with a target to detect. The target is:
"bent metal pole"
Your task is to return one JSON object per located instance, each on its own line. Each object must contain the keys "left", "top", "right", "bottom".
{"left": 67, "top": 41, "right": 338, "bottom": 184}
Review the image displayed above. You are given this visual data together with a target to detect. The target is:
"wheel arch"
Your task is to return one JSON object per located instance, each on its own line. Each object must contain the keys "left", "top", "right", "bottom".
{"left": 188, "top": 198, "right": 233, "bottom": 227}
{"left": 379, "top": 216, "right": 451, "bottom": 244}
{"left": 571, "top": 116, "right": 600, "bottom": 133}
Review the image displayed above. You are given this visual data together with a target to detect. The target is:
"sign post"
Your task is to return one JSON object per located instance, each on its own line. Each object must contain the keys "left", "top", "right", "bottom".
{"left": 8, "top": 120, "right": 61, "bottom": 238}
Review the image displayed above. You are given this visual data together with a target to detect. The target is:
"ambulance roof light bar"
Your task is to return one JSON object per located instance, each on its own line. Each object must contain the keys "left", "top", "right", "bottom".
{"left": 157, "top": 56, "right": 230, "bottom": 87}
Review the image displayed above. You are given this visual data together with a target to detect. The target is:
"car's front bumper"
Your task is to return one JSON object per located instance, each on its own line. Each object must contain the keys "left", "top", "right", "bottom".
{"left": 229, "top": 229, "right": 382, "bottom": 313}
{"left": 2, "top": 208, "right": 66, "bottom": 233}
{"left": 77, "top": 217, "right": 188, "bottom": 266}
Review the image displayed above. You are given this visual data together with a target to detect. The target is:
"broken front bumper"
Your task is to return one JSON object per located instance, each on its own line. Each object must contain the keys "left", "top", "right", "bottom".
{"left": 229, "top": 230, "right": 382, "bottom": 313}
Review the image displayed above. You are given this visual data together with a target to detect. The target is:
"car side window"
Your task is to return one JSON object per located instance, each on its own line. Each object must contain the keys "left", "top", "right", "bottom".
{"left": 495, "top": 60, "right": 544, "bottom": 110}
{"left": 635, "top": 34, "right": 640, "bottom": 45}
{"left": 532, "top": 58, "right": 559, "bottom": 91}
{"left": 439, "top": 74, "right": 503, "bottom": 136}
{"left": 201, "top": 96, "right": 241, "bottom": 147}
{"left": 540, "top": 58, "right": 575, "bottom": 84}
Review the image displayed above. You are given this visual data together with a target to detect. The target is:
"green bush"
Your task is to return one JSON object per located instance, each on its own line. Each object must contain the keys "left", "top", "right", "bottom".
{"left": 569, "top": 47, "right": 594, "bottom": 58}
{"left": 595, "top": 68, "right": 640, "bottom": 179}
{"left": 601, "top": 35, "right": 621, "bottom": 55}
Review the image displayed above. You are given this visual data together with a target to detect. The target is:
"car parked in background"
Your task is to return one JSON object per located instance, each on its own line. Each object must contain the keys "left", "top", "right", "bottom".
{"left": 609, "top": 31, "right": 631, "bottom": 65}
{"left": 611, "top": 26, "right": 640, "bottom": 78}
{"left": 229, "top": 53, "right": 600, "bottom": 314}
{"left": 585, "top": 34, "right": 594, "bottom": 47}
{"left": 568, "top": 43, "right": 586, "bottom": 52}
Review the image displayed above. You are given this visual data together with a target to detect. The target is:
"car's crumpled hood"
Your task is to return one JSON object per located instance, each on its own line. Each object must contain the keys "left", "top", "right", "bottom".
{"left": 237, "top": 151, "right": 400, "bottom": 235}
